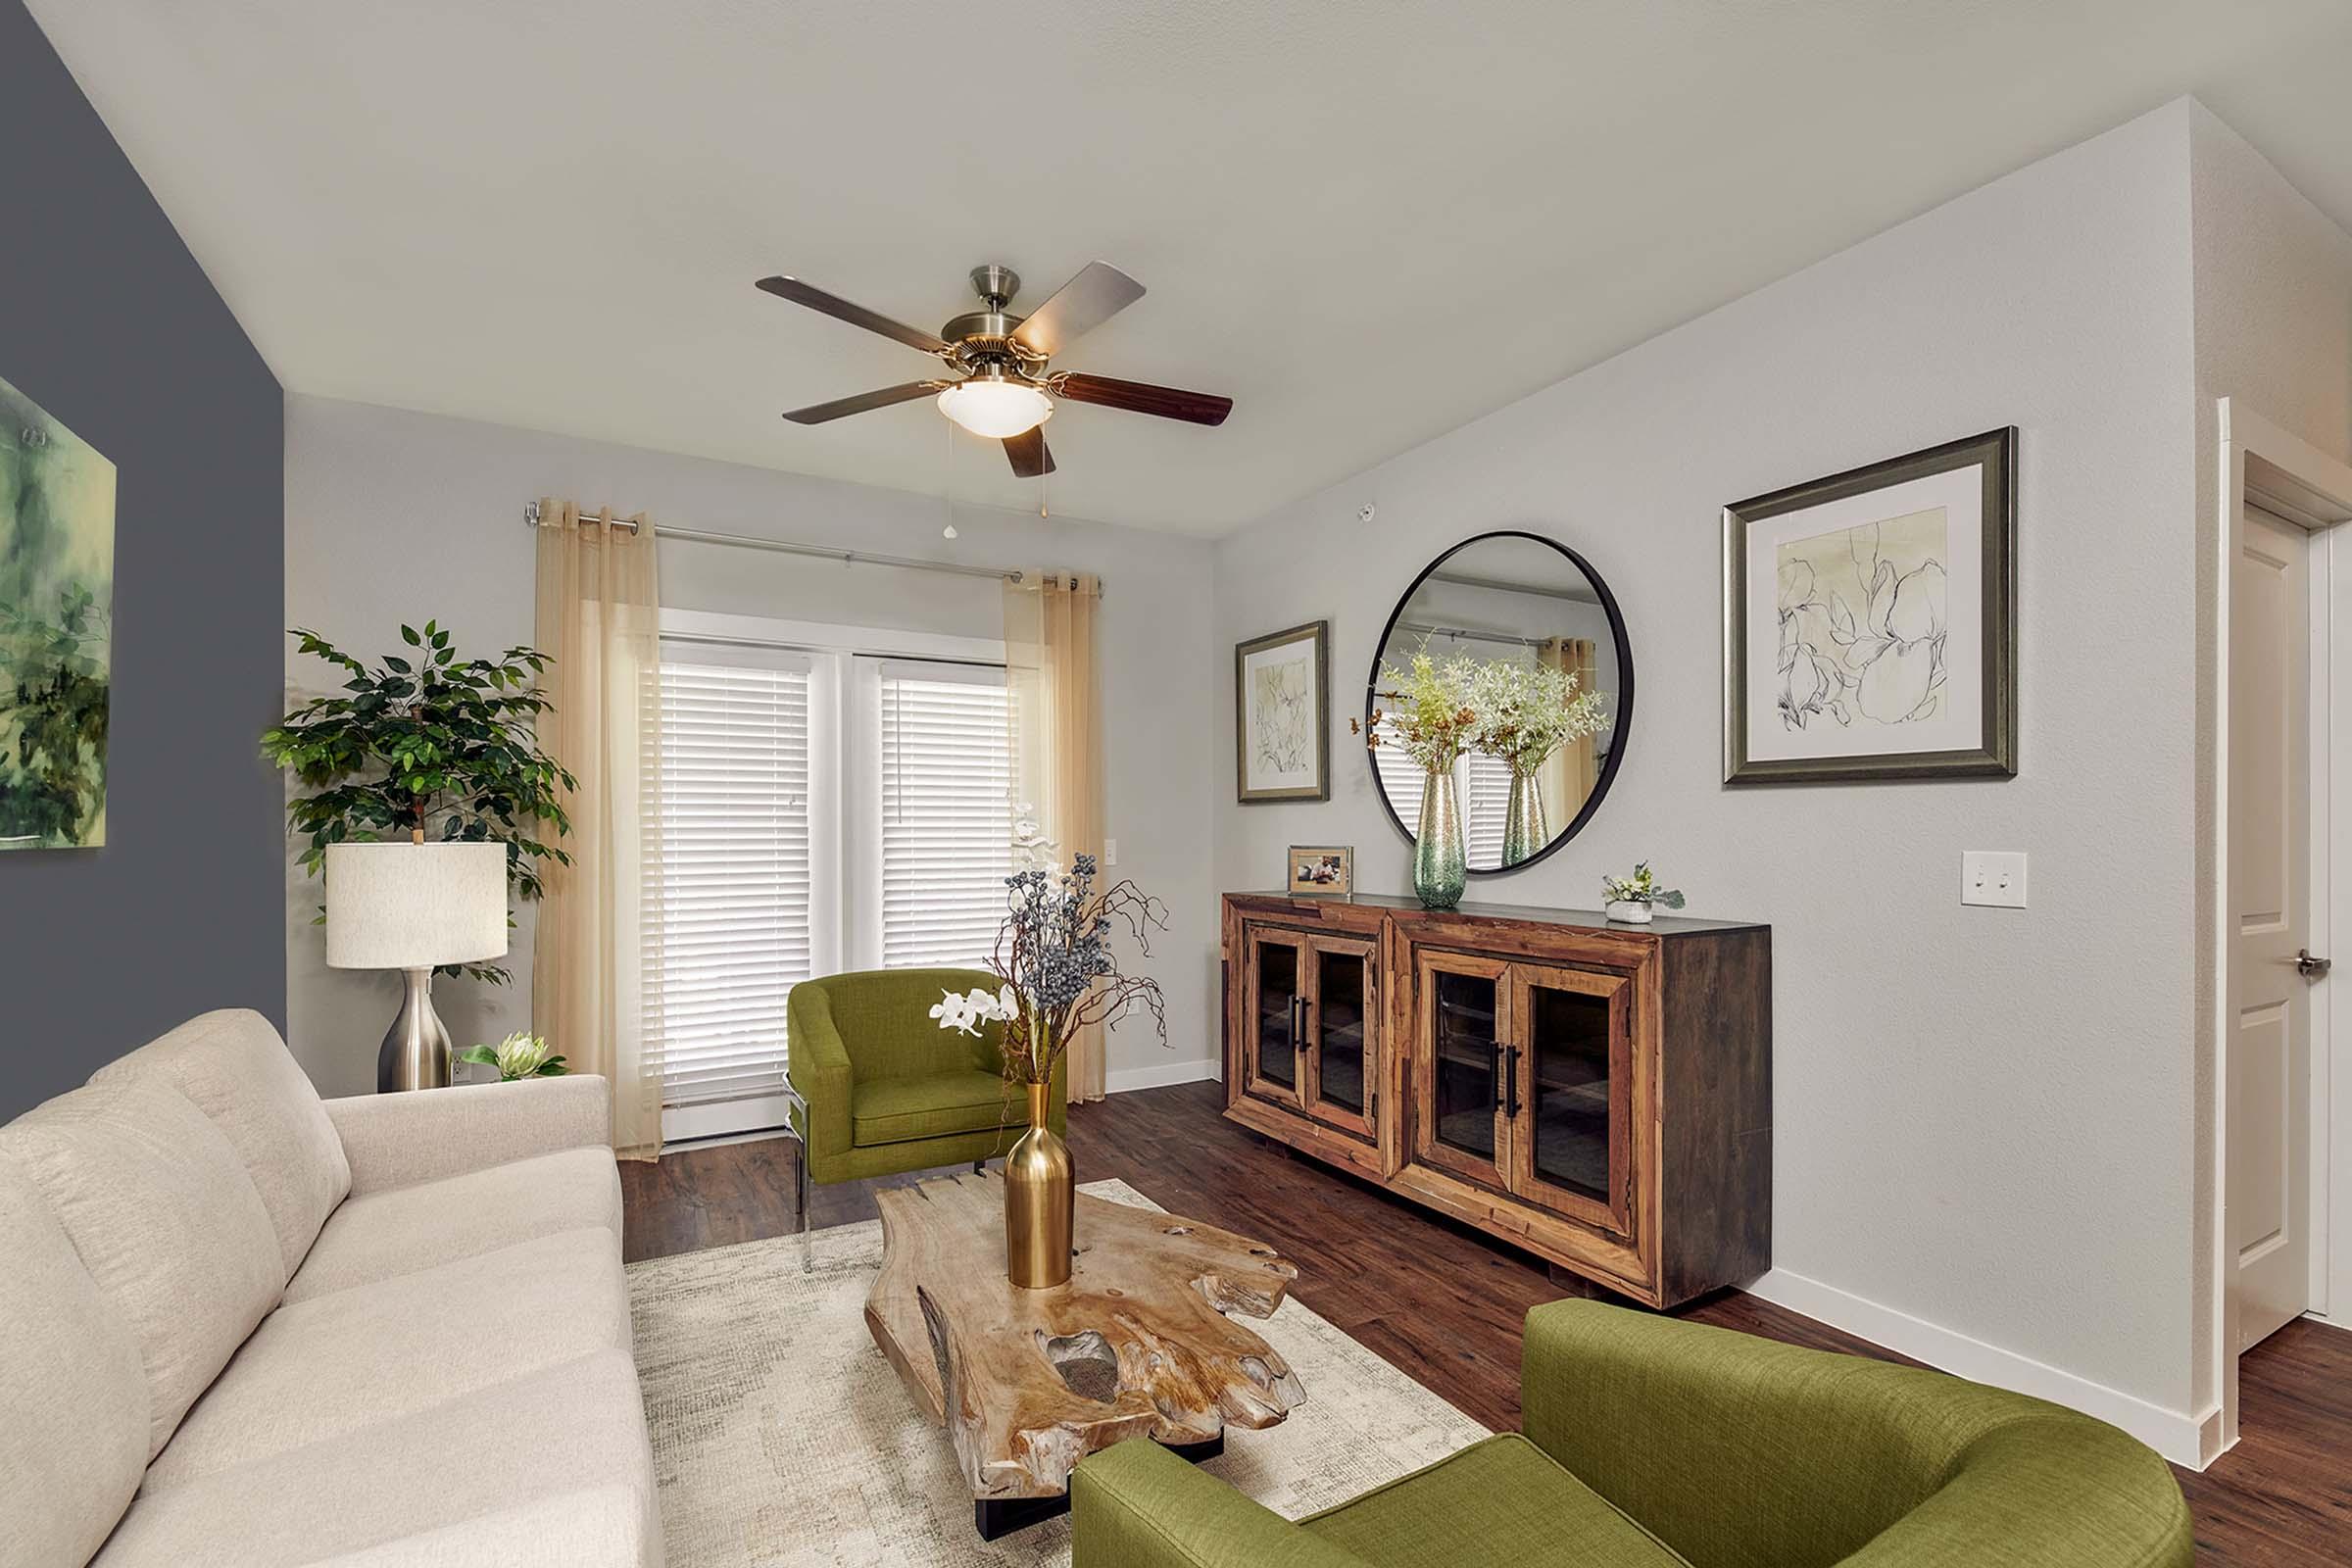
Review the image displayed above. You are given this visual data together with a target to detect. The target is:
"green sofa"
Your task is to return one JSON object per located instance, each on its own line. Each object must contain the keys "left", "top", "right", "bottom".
{"left": 784, "top": 968, "right": 1064, "bottom": 1221}
{"left": 1071, "top": 1299, "right": 2192, "bottom": 1568}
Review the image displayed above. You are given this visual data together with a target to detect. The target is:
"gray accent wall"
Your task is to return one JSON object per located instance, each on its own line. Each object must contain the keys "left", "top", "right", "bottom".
{"left": 0, "top": 0, "right": 286, "bottom": 1118}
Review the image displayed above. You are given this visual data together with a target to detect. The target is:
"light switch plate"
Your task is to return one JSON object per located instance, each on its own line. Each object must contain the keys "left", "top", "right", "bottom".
{"left": 1103, "top": 837, "right": 1119, "bottom": 867}
{"left": 1961, "top": 851, "right": 2028, "bottom": 908}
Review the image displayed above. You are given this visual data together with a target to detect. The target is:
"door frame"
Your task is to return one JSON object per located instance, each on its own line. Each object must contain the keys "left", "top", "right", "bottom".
{"left": 2209, "top": 399, "right": 2352, "bottom": 1463}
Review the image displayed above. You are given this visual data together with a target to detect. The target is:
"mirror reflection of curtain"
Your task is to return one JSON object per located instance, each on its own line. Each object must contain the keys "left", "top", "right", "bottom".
{"left": 1538, "top": 637, "right": 1598, "bottom": 832}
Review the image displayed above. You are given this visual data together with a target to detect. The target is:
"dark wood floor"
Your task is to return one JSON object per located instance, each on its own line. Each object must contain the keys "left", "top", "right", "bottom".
{"left": 621, "top": 1080, "right": 2351, "bottom": 1566}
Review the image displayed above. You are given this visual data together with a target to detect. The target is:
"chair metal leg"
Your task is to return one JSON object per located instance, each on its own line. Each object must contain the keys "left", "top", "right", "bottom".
{"left": 973, "top": 1158, "right": 987, "bottom": 1173}
{"left": 798, "top": 1141, "right": 811, "bottom": 1235}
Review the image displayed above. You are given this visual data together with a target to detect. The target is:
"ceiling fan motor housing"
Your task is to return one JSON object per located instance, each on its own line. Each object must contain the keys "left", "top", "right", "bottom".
{"left": 942, "top": 264, "right": 1044, "bottom": 368}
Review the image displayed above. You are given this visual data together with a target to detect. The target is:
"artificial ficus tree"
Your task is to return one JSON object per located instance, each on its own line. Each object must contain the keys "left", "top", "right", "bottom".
{"left": 261, "top": 621, "right": 575, "bottom": 982}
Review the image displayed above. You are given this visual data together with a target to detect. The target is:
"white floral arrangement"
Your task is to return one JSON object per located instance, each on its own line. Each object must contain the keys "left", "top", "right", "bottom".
{"left": 1470, "top": 661, "right": 1607, "bottom": 775}
{"left": 1354, "top": 651, "right": 1484, "bottom": 771}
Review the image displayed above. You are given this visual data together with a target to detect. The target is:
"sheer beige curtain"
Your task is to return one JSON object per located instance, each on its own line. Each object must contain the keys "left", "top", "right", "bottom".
{"left": 1004, "top": 571, "right": 1106, "bottom": 1102}
{"left": 1538, "top": 636, "right": 1598, "bottom": 831}
{"left": 532, "top": 500, "right": 664, "bottom": 1159}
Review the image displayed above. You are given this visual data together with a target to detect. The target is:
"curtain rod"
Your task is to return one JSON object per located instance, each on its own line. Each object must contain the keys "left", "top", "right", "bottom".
{"left": 523, "top": 500, "right": 1026, "bottom": 585}
{"left": 1397, "top": 619, "right": 1554, "bottom": 650}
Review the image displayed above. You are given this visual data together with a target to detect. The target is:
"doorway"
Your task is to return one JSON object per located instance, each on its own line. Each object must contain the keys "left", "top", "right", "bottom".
{"left": 2214, "top": 399, "right": 2352, "bottom": 1461}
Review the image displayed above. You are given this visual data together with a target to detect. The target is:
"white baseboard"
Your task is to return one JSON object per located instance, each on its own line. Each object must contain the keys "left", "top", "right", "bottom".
{"left": 1105, "top": 1056, "right": 1221, "bottom": 1095}
{"left": 1746, "top": 1267, "right": 2215, "bottom": 1469}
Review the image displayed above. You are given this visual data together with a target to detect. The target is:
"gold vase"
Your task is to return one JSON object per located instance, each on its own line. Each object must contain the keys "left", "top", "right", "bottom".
{"left": 1004, "top": 1081, "right": 1073, "bottom": 1289}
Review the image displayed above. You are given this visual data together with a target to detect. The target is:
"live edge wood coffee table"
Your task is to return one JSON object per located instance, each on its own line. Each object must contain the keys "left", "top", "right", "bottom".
{"left": 865, "top": 1168, "right": 1306, "bottom": 1540}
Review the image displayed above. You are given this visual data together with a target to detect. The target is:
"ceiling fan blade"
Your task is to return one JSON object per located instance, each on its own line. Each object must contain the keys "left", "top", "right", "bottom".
{"left": 781, "top": 381, "right": 943, "bottom": 424}
{"left": 757, "top": 275, "right": 951, "bottom": 355}
{"left": 1004, "top": 427, "right": 1055, "bottom": 478}
{"left": 1009, "top": 262, "right": 1146, "bottom": 359}
{"left": 1054, "top": 372, "right": 1232, "bottom": 427}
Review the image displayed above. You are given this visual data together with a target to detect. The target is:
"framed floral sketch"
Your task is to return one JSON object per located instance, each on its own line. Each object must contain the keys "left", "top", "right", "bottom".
{"left": 1236, "top": 619, "right": 1329, "bottom": 803}
{"left": 1724, "top": 427, "right": 2016, "bottom": 784}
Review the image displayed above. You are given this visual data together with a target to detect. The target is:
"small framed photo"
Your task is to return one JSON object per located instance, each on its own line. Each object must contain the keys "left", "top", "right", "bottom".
{"left": 1236, "top": 619, "right": 1330, "bottom": 803}
{"left": 1724, "top": 427, "right": 2017, "bottom": 784}
{"left": 1287, "top": 845, "right": 1353, "bottom": 897}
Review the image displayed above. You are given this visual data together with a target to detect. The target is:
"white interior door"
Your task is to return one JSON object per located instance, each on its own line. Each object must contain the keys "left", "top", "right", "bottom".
{"left": 2230, "top": 501, "right": 2316, "bottom": 1352}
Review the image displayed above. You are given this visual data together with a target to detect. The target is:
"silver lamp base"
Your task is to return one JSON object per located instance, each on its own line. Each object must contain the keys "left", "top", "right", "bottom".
{"left": 377, "top": 967, "right": 453, "bottom": 1093}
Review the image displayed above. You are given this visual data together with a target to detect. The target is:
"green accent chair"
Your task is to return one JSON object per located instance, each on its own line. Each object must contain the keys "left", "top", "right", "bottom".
{"left": 784, "top": 967, "right": 1064, "bottom": 1226}
{"left": 1071, "top": 1298, "right": 2192, "bottom": 1568}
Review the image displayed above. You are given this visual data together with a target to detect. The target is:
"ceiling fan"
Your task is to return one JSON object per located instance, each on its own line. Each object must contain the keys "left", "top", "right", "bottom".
{"left": 756, "top": 261, "right": 1233, "bottom": 478}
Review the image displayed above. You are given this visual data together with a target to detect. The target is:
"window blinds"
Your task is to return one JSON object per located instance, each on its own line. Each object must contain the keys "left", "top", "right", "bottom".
{"left": 878, "top": 665, "right": 1013, "bottom": 970}
{"left": 642, "top": 660, "right": 812, "bottom": 1108}
{"left": 1372, "top": 718, "right": 1428, "bottom": 832}
{"left": 1463, "top": 752, "right": 1512, "bottom": 867}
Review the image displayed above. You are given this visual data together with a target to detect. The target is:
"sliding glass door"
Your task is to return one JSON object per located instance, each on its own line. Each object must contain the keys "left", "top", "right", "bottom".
{"left": 643, "top": 633, "right": 1013, "bottom": 1142}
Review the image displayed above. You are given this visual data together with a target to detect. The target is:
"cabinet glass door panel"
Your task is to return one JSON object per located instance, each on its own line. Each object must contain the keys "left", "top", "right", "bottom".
{"left": 1248, "top": 934, "right": 1303, "bottom": 1103}
{"left": 1315, "top": 947, "right": 1367, "bottom": 1110}
{"left": 1302, "top": 940, "right": 1376, "bottom": 1140}
{"left": 1414, "top": 954, "right": 1510, "bottom": 1186}
{"left": 1511, "top": 963, "right": 1632, "bottom": 1233}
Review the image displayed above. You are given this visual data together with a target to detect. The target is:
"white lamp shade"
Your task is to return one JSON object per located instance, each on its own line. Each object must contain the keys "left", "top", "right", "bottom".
{"left": 324, "top": 840, "right": 511, "bottom": 970}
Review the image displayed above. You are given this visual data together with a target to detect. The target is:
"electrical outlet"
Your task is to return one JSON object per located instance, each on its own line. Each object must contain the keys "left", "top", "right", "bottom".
{"left": 1960, "top": 851, "right": 2028, "bottom": 908}
{"left": 1103, "top": 837, "right": 1118, "bottom": 866}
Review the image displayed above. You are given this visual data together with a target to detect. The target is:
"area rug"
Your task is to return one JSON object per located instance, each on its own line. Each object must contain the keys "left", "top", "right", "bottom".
{"left": 627, "top": 1178, "right": 1489, "bottom": 1567}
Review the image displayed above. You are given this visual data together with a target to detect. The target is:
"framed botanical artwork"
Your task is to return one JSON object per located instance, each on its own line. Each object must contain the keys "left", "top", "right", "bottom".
{"left": 1724, "top": 427, "right": 2016, "bottom": 784}
{"left": 1287, "top": 845, "right": 1353, "bottom": 897}
{"left": 1236, "top": 619, "right": 1330, "bottom": 803}
{"left": 0, "top": 372, "right": 117, "bottom": 850}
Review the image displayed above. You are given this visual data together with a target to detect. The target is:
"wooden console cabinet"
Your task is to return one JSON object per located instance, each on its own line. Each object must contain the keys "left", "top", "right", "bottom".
{"left": 1221, "top": 892, "right": 1770, "bottom": 1308}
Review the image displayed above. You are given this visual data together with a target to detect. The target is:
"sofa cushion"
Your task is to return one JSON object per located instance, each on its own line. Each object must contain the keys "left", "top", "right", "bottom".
{"left": 0, "top": 1077, "right": 286, "bottom": 1459}
{"left": 282, "top": 1146, "right": 622, "bottom": 1305}
{"left": 91, "top": 1349, "right": 660, "bottom": 1568}
{"left": 853, "top": 1067, "right": 1018, "bottom": 1146}
{"left": 1302, "top": 1433, "right": 1690, "bottom": 1568}
{"left": 150, "top": 1226, "right": 630, "bottom": 1488}
{"left": 293, "top": 1489, "right": 655, "bottom": 1568}
{"left": 0, "top": 1155, "right": 151, "bottom": 1568}
{"left": 92, "top": 1007, "right": 351, "bottom": 1275}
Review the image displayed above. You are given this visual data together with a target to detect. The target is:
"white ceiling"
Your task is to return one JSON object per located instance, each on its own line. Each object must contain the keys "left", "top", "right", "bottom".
{"left": 27, "top": 1, "right": 2352, "bottom": 536}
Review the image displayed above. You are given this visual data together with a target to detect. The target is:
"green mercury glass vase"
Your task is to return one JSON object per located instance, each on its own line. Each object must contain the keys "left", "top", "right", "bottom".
{"left": 1501, "top": 765, "right": 1547, "bottom": 867}
{"left": 1414, "top": 765, "right": 1467, "bottom": 909}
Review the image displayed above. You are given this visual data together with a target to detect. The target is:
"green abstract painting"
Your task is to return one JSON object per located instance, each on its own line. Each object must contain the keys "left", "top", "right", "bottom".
{"left": 1, "top": 373, "right": 115, "bottom": 850}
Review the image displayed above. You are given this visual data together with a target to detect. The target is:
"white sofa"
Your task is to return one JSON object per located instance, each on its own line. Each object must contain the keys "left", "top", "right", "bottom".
{"left": 0, "top": 1009, "right": 661, "bottom": 1568}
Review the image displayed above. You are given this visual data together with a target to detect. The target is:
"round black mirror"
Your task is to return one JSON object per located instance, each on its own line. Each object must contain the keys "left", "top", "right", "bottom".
{"left": 1364, "top": 531, "right": 1633, "bottom": 875}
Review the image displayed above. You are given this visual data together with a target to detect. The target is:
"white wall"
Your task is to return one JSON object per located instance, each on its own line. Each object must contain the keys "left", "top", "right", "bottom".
{"left": 283, "top": 396, "right": 1220, "bottom": 1099}
{"left": 2185, "top": 104, "right": 2352, "bottom": 1419}
{"left": 1215, "top": 102, "right": 2213, "bottom": 1451}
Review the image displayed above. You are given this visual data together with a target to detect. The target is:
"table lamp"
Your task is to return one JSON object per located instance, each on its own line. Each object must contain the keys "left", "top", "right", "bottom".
{"left": 325, "top": 839, "right": 510, "bottom": 1092}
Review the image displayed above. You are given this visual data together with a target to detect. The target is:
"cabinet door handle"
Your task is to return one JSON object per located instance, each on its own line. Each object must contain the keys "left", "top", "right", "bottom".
{"left": 1503, "top": 1046, "right": 1521, "bottom": 1120}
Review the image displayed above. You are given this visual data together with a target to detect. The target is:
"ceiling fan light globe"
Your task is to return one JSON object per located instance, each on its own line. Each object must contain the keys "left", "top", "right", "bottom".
{"left": 936, "top": 380, "right": 1053, "bottom": 440}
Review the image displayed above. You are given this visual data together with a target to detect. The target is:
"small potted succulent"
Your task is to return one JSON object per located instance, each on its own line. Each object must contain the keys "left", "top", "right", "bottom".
{"left": 1600, "top": 862, "right": 1685, "bottom": 924}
